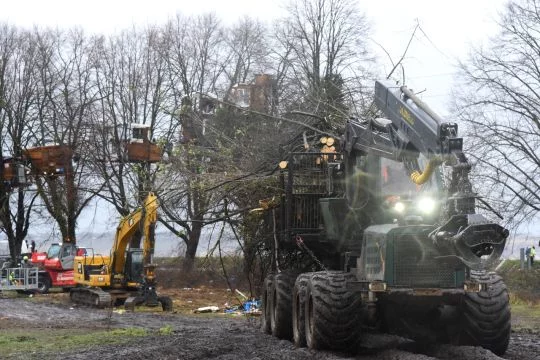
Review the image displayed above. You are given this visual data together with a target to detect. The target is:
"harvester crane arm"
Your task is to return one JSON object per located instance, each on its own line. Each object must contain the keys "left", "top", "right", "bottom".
{"left": 344, "top": 80, "right": 472, "bottom": 214}
{"left": 345, "top": 81, "right": 462, "bottom": 178}
{"left": 342, "top": 80, "right": 508, "bottom": 268}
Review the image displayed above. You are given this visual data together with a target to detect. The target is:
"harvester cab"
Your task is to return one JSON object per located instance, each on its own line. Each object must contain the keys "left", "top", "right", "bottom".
{"left": 333, "top": 80, "right": 509, "bottom": 269}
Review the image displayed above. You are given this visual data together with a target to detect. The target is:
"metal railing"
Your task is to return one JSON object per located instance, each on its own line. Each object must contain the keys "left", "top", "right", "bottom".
{"left": 0, "top": 267, "right": 39, "bottom": 291}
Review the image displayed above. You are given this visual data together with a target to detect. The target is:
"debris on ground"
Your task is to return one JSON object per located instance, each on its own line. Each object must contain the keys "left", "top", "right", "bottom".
{"left": 223, "top": 299, "right": 261, "bottom": 315}
{"left": 194, "top": 306, "right": 220, "bottom": 313}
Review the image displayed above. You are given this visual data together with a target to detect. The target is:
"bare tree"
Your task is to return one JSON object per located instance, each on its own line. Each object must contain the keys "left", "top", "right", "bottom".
{"left": 276, "top": 0, "right": 372, "bottom": 126}
{"left": 0, "top": 24, "right": 40, "bottom": 262}
{"left": 160, "top": 13, "right": 229, "bottom": 271}
{"left": 454, "top": 0, "right": 540, "bottom": 228}
{"left": 87, "top": 26, "right": 176, "bottom": 222}
{"left": 222, "top": 17, "right": 270, "bottom": 102}
{"left": 30, "top": 28, "right": 99, "bottom": 243}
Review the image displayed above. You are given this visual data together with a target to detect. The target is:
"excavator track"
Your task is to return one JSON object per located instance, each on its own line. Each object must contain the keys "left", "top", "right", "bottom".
{"left": 70, "top": 287, "right": 113, "bottom": 308}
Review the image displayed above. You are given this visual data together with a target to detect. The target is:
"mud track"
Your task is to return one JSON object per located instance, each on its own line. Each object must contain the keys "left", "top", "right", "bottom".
{"left": 0, "top": 297, "right": 537, "bottom": 360}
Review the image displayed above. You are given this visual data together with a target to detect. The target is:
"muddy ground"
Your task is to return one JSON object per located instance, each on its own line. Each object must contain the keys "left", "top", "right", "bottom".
{"left": 0, "top": 293, "right": 538, "bottom": 360}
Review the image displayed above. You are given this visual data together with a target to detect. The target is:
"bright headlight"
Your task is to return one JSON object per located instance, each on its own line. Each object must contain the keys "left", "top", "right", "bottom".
{"left": 394, "top": 202, "right": 405, "bottom": 213}
{"left": 418, "top": 197, "right": 436, "bottom": 214}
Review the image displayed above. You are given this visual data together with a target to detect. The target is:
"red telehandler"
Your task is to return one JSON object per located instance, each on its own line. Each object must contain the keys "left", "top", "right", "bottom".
{"left": 30, "top": 243, "right": 88, "bottom": 293}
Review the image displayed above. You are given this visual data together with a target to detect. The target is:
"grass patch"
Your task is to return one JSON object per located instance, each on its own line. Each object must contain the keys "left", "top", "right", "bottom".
{"left": 159, "top": 325, "right": 174, "bottom": 335}
{"left": 511, "top": 303, "right": 540, "bottom": 318}
{"left": 510, "top": 303, "right": 540, "bottom": 333}
{"left": 498, "top": 260, "right": 540, "bottom": 303}
{"left": 0, "top": 327, "right": 148, "bottom": 358}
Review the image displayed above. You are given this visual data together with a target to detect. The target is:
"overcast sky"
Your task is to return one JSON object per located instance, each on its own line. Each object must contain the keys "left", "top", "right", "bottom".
{"left": 1, "top": 0, "right": 508, "bottom": 115}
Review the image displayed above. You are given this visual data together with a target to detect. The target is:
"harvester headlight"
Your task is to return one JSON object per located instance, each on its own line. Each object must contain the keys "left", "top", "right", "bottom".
{"left": 393, "top": 201, "right": 406, "bottom": 213}
{"left": 418, "top": 197, "right": 436, "bottom": 214}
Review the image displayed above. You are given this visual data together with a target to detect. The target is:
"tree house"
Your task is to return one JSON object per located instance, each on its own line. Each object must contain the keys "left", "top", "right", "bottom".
{"left": 124, "top": 124, "right": 162, "bottom": 163}
{"left": 1, "top": 158, "right": 27, "bottom": 186}
{"left": 23, "top": 145, "right": 73, "bottom": 176}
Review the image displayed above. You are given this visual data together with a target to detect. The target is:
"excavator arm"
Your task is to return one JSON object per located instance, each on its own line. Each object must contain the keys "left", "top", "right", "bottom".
{"left": 110, "top": 192, "right": 158, "bottom": 278}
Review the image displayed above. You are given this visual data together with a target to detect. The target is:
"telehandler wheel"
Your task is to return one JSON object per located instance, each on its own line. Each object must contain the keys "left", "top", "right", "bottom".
{"left": 261, "top": 274, "right": 274, "bottom": 334}
{"left": 37, "top": 274, "right": 51, "bottom": 294}
{"left": 292, "top": 273, "right": 310, "bottom": 348}
{"left": 455, "top": 272, "right": 511, "bottom": 356}
{"left": 270, "top": 271, "right": 297, "bottom": 339}
{"left": 305, "top": 271, "right": 362, "bottom": 352}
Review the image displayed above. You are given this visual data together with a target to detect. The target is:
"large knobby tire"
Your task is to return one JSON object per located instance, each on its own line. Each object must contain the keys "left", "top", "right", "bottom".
{"left": 305, "top": 271, "right": 362, "bottom": 352}
{"left": 292, "top": 273, "right": 310, "bottom": 347}
{"left": 261, "top": 274, "right": 274, "bottom": 334}
{"left": 456, "top": 272, "right": 511, "bottom": 356}
{"left": 270, "top": 271, "right": 298, "bottom": 339}
{"left": 37, "top": 274, "right": 51, "bottom": 294}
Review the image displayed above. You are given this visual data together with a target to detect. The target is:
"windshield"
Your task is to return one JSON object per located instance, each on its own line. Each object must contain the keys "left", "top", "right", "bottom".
{"left": 381, "top": 159, "right": 416, "bottom": 196}
{"left": 380, "top": 156, "right": 442, "bottom": 198}
{"left": 47, "top": 244, "right": 61, "bottom": 259}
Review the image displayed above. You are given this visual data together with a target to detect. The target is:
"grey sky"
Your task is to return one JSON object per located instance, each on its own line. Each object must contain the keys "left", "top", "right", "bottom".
{"left": 1, "top": 0, "right": 508, "bottom": 115}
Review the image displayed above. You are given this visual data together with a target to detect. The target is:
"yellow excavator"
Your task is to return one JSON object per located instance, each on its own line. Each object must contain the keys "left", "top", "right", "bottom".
{"left": 70, "top": 192, "right": 172, "bottom": 311}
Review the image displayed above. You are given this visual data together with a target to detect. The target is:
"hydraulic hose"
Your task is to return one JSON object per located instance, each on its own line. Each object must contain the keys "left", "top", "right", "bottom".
{"left": 410, "top": 158, "right": 442, "bottom": 185}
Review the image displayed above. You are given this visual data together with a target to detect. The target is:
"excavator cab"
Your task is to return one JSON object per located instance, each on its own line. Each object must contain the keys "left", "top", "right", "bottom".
{"left": 124, "top": 249, "right": 144, "bottom": 284}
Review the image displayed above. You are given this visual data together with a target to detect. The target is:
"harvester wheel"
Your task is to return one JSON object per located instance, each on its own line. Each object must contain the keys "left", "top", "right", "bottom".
{"left": 455, "top": 272, "right": 511, "bottom": 356}
{"left": 261, "top": 274, "right": 274, "bottom": 334}
{"left": 270, "top": 271, "right": 297, "bottom": 339}
{"left": 292, "top": 273, "right": 310, "bottom": 347}
{"left": 305, "top": 271, "right": 362, "bottom": 352}
{"left": 37, "top": 274, "right": 51, "bottom": 294}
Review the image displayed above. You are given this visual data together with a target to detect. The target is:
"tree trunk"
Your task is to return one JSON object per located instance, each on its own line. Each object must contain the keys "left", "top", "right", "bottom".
{"left": 183, "top": 222, "right": 202, "bottom": 273}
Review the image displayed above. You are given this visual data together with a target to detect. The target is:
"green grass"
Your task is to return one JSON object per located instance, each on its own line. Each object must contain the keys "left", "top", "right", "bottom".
{"left": 0, "top": 327, "right": 149, "bottom": 358}
{"left": 511, "top": 303, "right": 540, "bottom": 317}
{"left": 495, "top": 260, "right": 540, "bottom": 332}
{"left": 159, "top": 325, "right": 174, "bottom": 335}
{"left": 497, "top": 259, "right": 540, "bottom": 303}
{"left": 509, "top": 303, "right": 540, "bottom": 333}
